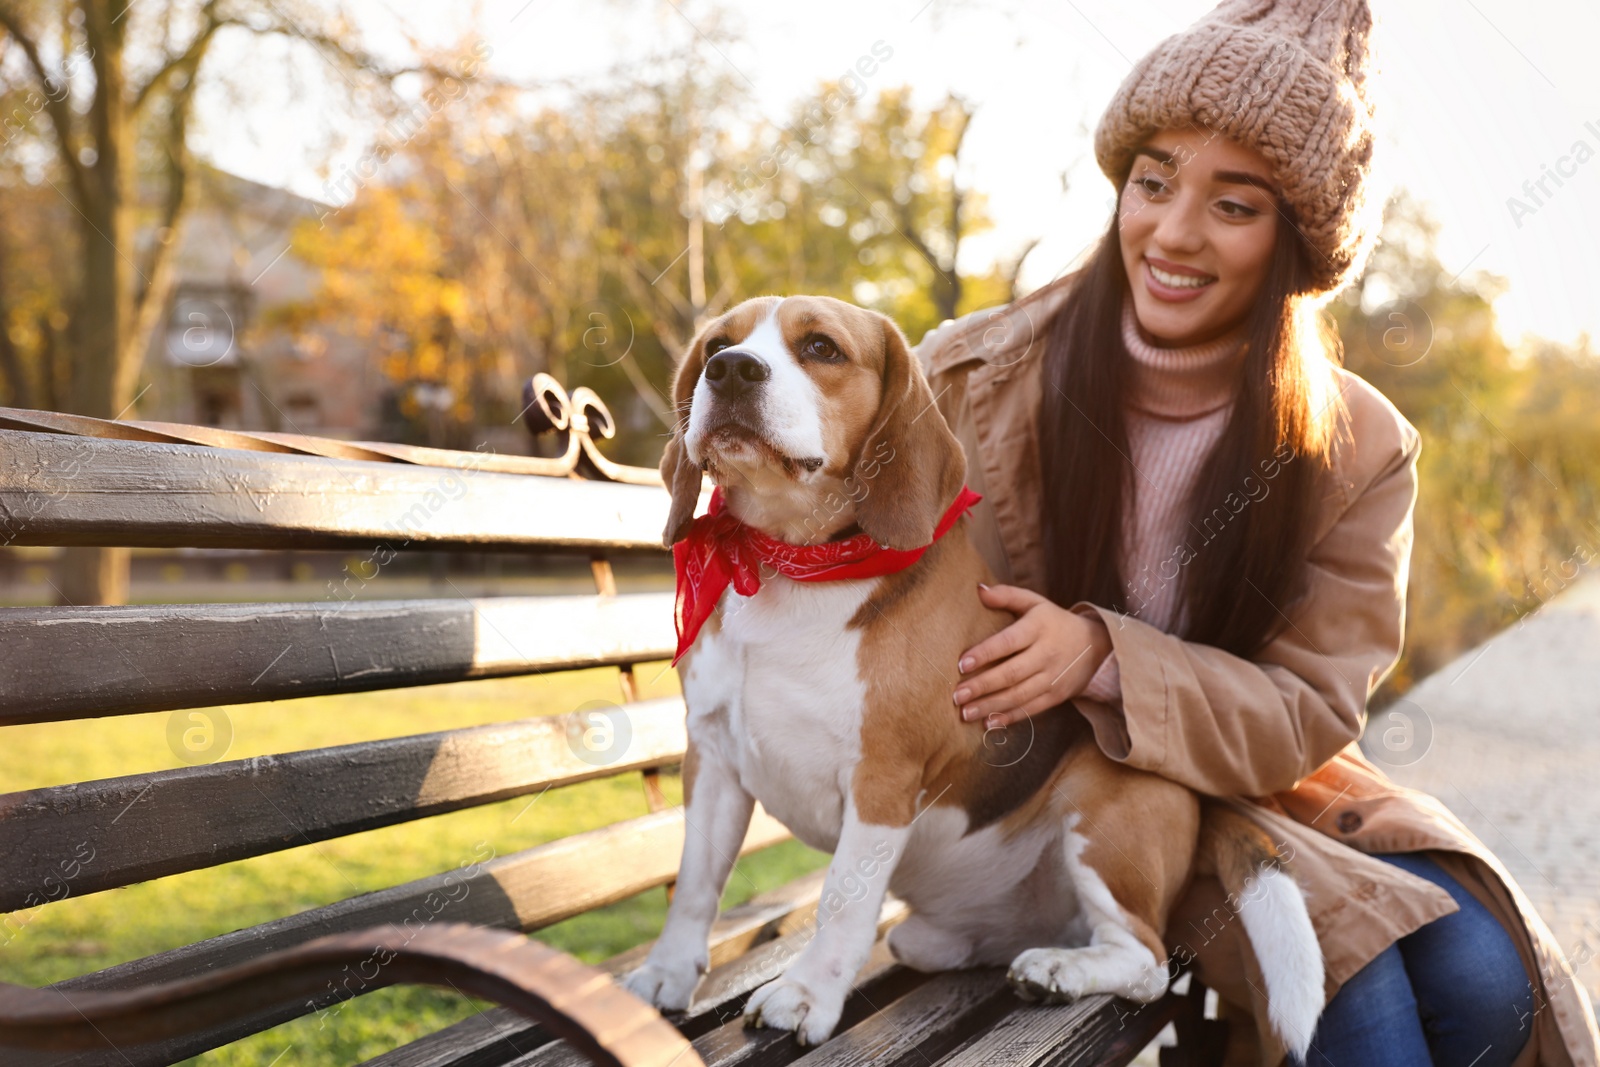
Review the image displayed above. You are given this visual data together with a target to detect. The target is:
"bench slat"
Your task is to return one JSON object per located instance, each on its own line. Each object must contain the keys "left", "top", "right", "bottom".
{"left": 0, "top": 593, "right": 675, "bottom": 724}
{"left": 515, "top": 927, "right": 931, "bottom": 1067}
{"left": 676, "top": 899, "right": 910, "bottom": 1034}
{"left": 936, "top": 990, "right": 1185, "bottom": 1067}
{"left": 777, "top": 968, "right": 1013, "bottom": 1067}
{"left": 15, "top": 806, "right": 790, "bottom": 1066}
{"left": 0, "top": 405, "right": 664, "bottom": 481}
{"left": 0, "top": 430, "right": 670, "bottom": 551}
{"left": 359, "top": 872, "right": 856, "bottom": 1067}
{"left": 664, "top": 940, "right": 927, "bottom": 1067}
{"left": 0, "top": 699, "right": 689, "bottom": 913}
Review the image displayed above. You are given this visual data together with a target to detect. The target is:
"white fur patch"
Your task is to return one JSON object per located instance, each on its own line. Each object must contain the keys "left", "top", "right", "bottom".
{"left": 688, "top": 575, "right": 876, "bottom": 851}
{"left": 1237, "top": 866, "right": 1325, "bottom": 1062}
{"left": 883, "top": 806, "right": 1073, "bottom": 967}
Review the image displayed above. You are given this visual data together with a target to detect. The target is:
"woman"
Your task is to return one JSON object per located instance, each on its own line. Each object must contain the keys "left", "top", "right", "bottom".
{"left": 911, "top": 1, "right": 1600, "bottom": 1064}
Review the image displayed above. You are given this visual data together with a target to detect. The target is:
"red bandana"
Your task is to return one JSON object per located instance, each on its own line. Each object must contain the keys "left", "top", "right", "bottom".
{"left": 671, "top": 485, "right": 983, "bottom": 664}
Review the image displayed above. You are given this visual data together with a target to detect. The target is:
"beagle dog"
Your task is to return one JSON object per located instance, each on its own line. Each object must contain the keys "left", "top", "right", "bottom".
{"left": 623, "top": 296, "right": 1324, "bottom": 1058}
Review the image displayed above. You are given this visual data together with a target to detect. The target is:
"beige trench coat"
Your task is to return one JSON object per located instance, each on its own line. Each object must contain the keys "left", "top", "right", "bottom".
{"left": 911, "top": 269, "right": 1600, "bottom": 1067}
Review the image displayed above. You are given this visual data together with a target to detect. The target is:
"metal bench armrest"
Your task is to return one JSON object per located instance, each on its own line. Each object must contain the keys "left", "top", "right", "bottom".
{"left": 0, "top": 923, "right": 701, "bottom": 1067}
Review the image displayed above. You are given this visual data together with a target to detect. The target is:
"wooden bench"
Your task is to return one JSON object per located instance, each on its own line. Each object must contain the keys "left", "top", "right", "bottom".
{"left": 0, "top": 378, "right": 1227, "bottom": 1066}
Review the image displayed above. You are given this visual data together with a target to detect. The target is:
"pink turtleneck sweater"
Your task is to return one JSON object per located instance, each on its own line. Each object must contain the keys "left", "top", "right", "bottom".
{"left": 1076, "top": 295, "right": 1250, "bottom": 705}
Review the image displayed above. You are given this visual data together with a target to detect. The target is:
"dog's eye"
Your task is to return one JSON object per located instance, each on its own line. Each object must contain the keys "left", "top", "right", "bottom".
{"left": 705, "top": 337, "right": 731, "bottom": 357}
{"left": 802, "top": 335, "right": 844, "bottom": 363}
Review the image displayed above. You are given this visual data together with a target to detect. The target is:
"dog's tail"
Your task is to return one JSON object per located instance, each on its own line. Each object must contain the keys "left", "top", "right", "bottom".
{"left": 1194, "top": 798, "right": 1324, "bottom": 1062}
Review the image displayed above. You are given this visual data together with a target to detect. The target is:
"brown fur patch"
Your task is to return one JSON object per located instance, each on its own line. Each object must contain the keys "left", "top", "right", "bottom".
{"left": 682, "top": 737, "right": 700, "bottom": 807}
{"left": 849, "top": 526, "right": 1071, "bottom": 831}
{"left": 1063, "top": 752, "right": 1202, "bottom": 964}
{"left": 1195, "top": 800, "right": 1292, "bottom": 891}
{"left": 848, "top": 514, "right": 1200, "bottom": 963}
{"left": 775, "top": 298, "right": 887, "bottom": 476}
{"left": 848, "top": 311, "right": 967, "bottom": 550}
{"left": 961, "top": 707, "right": 1091, "bottom": 834}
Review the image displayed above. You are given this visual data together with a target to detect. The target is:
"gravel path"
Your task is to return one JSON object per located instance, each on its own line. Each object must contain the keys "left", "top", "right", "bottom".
{"left": 1366, "top": 569, "right": 1600, "bottom": 1015}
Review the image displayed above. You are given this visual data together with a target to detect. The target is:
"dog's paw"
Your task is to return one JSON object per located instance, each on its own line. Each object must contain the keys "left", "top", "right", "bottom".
{"left": 743, "top": 976, "right": 844, "bottom": 1046}
{"left": 1006, "top": 947, "right": 1101, "bottom": 1004}
{"left": 620, "top": 959, "right": 701, "bottom": 1012}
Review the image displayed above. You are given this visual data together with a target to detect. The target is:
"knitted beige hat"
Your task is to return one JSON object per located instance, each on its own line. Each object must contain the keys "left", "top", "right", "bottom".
{"left": 1093, "top": 0, "right": 1381, "bottom": 296}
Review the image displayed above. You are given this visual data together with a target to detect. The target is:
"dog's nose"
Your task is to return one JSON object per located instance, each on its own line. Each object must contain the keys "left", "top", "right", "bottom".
{"left": 703, "top": 350, "right": 770, "bottom": 398}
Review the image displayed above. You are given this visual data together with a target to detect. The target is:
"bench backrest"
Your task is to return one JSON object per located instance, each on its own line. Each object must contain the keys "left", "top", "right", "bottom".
{"left": 0, "top": 378, "right": 792, "bottom": 1064}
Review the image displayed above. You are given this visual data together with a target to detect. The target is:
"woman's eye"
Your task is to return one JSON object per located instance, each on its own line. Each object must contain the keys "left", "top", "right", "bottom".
{"left": 803, "top": 335, "right": 842, "bottom": 362}
{"left": 1134, "top": 176, "right": 1166, "bottom": 196}
{"left": 1218, "top": 200, "right": 1260, "bottom": 218}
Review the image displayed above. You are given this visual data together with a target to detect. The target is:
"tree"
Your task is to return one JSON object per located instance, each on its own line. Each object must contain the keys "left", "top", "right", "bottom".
{"left": 742, "top": 85, "right": 1014, "bottom": 340}
{"left": 280, "top": 71, "right": 1028, "bottom": 466}
{"left": 0, "top": 0, "right": 395, "bottom": 603}
{"left": 0, "top": 178, "right": 72, "bottom": 408}
{"left": 1332, "top": 191, "right": 1600, "bottom": 697}
{"left": 277, "top": 52, "right": 754, "bottom": 455}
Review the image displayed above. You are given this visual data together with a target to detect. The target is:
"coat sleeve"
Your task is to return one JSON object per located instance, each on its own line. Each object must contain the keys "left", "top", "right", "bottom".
{"left": 1066, "top": 424, "right": 1422, "bottom": 799}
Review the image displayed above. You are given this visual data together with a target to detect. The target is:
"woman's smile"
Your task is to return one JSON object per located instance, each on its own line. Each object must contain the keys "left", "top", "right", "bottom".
{"left": 1142, "top": 256, "right": 1217, "bottom": 302}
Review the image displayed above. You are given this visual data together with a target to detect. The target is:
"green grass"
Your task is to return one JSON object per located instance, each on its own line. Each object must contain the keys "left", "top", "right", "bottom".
{"left": 0, "top": 666, "right": 829, "bottom": 1065}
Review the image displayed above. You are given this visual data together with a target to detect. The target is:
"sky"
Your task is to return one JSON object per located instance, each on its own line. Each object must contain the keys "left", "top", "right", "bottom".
{"left": 193, "top": 0, "right": 1600, "bottom": 350}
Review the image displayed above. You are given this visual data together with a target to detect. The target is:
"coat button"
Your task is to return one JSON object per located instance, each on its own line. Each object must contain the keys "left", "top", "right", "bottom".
{"left": 1336, "top": 810, "right": 1363, "bottom": 833}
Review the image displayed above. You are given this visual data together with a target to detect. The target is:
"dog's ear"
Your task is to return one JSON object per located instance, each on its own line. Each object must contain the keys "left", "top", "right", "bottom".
{"left": 659, "top": 432, "right": 705, "bottom": 548}
{"left": 660, "top": 322, "right": 716, "bottom": 547}
{"left": 852, "top": 313, "right": 967, "bottom": 550}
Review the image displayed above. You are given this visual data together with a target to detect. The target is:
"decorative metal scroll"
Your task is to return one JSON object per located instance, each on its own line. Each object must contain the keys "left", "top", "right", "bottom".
{"left": 519, "top": 373, "right": 663, "bottom": 486}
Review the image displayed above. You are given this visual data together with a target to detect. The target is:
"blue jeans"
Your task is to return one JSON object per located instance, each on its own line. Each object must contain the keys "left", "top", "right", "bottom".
{"left": 1294, "top": 851, "right": 1535, "bottom": 1067}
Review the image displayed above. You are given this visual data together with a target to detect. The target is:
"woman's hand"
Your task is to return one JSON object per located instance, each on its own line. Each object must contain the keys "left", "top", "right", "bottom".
{"left": 953, "top": 584, "right": 1113, "bottom": 729}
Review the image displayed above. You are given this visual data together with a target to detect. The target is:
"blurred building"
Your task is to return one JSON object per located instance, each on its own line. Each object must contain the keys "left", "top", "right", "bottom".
{"left": 141, "top": 167, "right": 524, "bottom": 454}
{"left": 140, "top": 168, "right": 361, "bottom": 434}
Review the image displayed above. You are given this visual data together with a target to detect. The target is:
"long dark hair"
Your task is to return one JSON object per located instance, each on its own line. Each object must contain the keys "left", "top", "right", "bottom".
{"left": 1039, "top": 204, "right": 1348, "bottom": 659}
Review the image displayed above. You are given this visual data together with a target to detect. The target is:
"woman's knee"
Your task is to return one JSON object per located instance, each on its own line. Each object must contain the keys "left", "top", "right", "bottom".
{"left": 1379, "top": 851, "right": 1536, "bottom": 1066}
{"left": 1296, "top": 943, "right": 1432, "bottom": 1067}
